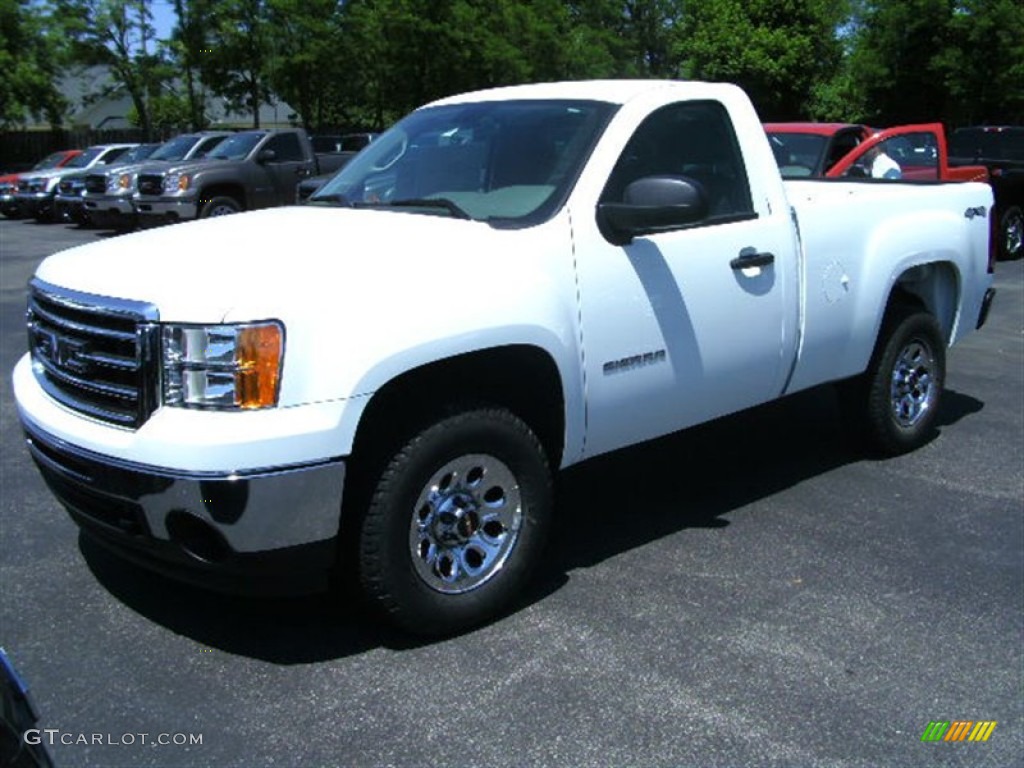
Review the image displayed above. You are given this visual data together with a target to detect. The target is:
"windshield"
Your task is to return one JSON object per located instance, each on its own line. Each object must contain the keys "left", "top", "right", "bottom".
{"left": 33, "top": 152, "right": 72, "bottom": 170}
{"left": 119, "top": 144, "right": 159, "bottom": 164}
{"left": 150, "top": 135, "right": 201, "bottom": 161}
{"left": 310, "top": 100, "right": 615, "bottom": 225}
{"left": 208, "top": 132, "right": 265, "bottom": 161}
{"left": 768, "top": 133, "right": 827, "bottom": 177}
{"left": 65, "top": 147, "right": 105, "bottom": 169}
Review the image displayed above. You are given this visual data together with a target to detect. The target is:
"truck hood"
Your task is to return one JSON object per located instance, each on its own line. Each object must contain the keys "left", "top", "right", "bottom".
{"left": 135, "top": 157, "right": 223, "bottom": 176}
{"left": 34, "top": 205, "right": 562, "bottom": 324}
{"left": 21, "top": 168, "right": 78, "bottom": 182}
{"left": 87, "top": 160, "right": 159, "bottom": 178}
{"left": 35, "top": 206, "right": 576, "bottom": 406}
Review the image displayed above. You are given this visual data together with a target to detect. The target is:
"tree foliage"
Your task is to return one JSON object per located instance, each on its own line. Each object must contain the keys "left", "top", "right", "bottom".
{"left": 195, "top": 0, "right": 275, "bottom": 127}
{"left": 263, "top": 0, "right": 347, "bottom": 131}
{"left": 678, "top": 0, "right": 849, "bottom": 120}
{"left": 52, "top": 0, "right": 170, "bottom": 137}
{"left": 0, "top": 0, "right": 67, "bottom": 127}
{"left": 6, "top": 0, "right": 1022, "bottom": 134}
{"left": 168, "top": 0, "right": 214, "bottom": 130}
{"left": 844, "top": 0, "right": 1024, "bottom": 125}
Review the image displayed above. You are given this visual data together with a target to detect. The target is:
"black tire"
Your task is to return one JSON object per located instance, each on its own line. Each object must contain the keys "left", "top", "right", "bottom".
{"left": 357, "top": 408, "right": 552, "bottom": 636}
{"left": 840, "top": 305, "right": 945, "bottom": 456}
{"left": 199, "top": 196, "right": 242, "bottom": 218}
{"left": 999, "top": 205, "right": 1023, "bottom": 261}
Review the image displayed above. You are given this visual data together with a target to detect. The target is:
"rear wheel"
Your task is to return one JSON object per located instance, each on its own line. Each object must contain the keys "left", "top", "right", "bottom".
{"left": 357, "top": 408, "right": 552, "bottom": 636}
{"left": 1000, "top": 205, "right": 1023, "bottom": 260}
{"left": 840, "top": 305, "right": 945, "bottom": 456}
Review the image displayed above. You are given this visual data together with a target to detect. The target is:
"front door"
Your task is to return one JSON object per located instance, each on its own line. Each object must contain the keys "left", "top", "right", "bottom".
{"left": 573, "top": 100, "right": 798, "bottom": 458}
{"left": 255, "top": 133, "right": 313, "bottom": 208}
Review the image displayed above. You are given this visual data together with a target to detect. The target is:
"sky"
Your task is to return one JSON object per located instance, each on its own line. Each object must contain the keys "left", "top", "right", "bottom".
{"left": 150, "top": 0, "right": 177, "bottom": 40}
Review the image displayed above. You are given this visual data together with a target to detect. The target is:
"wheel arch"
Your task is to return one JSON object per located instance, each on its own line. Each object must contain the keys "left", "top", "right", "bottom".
{"left": 886, "top": 260, "right": 960, "bottom": 344}
{"left": 198, "top": 183, "right": 247, "bottom": 211}
{"left": 347, "top": 344, "right": 569, "bottom": 476}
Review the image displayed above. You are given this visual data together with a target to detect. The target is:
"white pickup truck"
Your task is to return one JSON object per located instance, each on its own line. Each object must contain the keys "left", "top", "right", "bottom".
{"left": 14, "top": 80, "right": 996, "bottom": 635}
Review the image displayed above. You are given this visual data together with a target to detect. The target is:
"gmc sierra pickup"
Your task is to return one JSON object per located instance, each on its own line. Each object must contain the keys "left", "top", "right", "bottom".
{"left": 13, "top": 80, "right": 996, "bottom": 635}
{"left": 82, "top": 131, "right": 232, "bottom": 231}
{"left": 132, "top": 129, "right": 316, "bottom": 223}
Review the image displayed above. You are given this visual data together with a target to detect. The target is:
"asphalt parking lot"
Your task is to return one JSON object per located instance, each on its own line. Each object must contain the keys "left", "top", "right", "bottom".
{"left": 1, "top": 215, "right": 1021, "bottom": 768}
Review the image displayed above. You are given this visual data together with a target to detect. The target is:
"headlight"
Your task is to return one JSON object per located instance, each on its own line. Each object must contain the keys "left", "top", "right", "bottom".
{"left": 107, "top": 173, "right": 133, "bottom": 193}
{"left": 162, "top": 173, "right": 191, "bottom": 193}
{"left": 162, "top": 322, "right": 284, "bottom": 409}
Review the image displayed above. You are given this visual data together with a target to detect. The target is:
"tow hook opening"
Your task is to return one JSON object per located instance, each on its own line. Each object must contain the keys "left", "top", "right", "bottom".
{"left": 166, "top": 510, "right": 232, "bottom": 564}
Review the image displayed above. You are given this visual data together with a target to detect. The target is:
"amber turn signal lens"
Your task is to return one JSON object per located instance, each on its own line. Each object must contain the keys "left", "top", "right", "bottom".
{"left": 236, "top": 324, "right": 283, "bottom": 409}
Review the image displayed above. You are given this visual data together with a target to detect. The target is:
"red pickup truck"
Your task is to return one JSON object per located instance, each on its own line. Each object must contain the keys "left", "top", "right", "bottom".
{"left": 766, "top": 123, "right": 987, "bottom": 182}
{"left": 766, "top": 123, "right": 1002, "bottom": 260}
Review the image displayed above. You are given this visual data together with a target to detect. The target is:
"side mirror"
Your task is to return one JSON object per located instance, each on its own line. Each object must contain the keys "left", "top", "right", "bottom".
{"left": 257, "top": 149, "right": 277, "bottom": 164}
{"left": 597, "top": 175, "right": 709, "bottom": 245}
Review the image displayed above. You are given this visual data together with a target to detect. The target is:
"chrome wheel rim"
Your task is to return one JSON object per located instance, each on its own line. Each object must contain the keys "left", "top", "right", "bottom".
{"left": 409, "top": 453, "right": 523, "bottom": 594}
{"left": 890, "top": 340, "right": 937, "bottom": 427}
{"left": 1006, "top": 210, "right": 1023, "bottom": 257}
{"left": 207, "top": 203, "right": 237, "bottom": 217}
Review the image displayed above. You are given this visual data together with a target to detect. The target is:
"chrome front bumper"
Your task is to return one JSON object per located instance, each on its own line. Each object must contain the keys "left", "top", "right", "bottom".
{"left": 133, "top": 196, "right": 199, "bottom": 221}
{"left": 22, "top": 419, "right": 346, "bottom": 594}
{"left": 83, "top": 195, "right": 134, "bottom": 217}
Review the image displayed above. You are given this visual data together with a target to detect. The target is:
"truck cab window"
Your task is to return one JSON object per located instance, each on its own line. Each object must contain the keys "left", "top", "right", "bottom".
{"left": 264, "top": 133, "right": 304, "bottom": 162}
{"left": 602, "top": 101, "right": 753, "bottom": 219}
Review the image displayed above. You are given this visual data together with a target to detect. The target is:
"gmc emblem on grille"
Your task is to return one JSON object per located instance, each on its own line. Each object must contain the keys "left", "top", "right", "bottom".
{"left": 31, "top": 324, "right": 91, "bottom": 374}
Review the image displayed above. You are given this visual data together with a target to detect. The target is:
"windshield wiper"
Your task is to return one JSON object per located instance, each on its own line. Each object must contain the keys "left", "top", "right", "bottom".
{"left": 309, "top": 193, "right": 353, "bottom": 207}
{"left": 308, "top": 195, "right": 472, "bottom": 219}
{"left": 384, "top": 197, "right": 471, "bottom": 219}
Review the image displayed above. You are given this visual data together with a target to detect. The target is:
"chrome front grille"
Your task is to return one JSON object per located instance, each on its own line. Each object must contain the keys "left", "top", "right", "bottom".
{"left": 84, "top": 174, "right": 107, "bottom": 194}
{"left": 137, "top": 174, "right": 163, "bottom": 196}
{"left": 58, "top": 174, "right": 86, "bottom": 195}
{"left": 27, "top": 279, "right": 160, "bottom": 428}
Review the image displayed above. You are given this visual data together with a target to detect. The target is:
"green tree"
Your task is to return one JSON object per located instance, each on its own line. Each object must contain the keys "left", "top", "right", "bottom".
{"left": 168, "top": 0, "right": 214, "bottom": 130}
{"left": 564, "top": 1, "right": 685, "bottom": 77}
{"left": 341, "top": 0, "right": 579, "bottom": 129}
{"left": 0, "top": 0, "right": 67, "bottom": 127}
{"left": 937, "top": 0, "right": 1024, "bottom": 124}
{"left": 846, "top": 0, "right": 954, "bottom": 124}
{"left": 264, "top": 0, "right": 346, "bottom": 131}
{"left": 678, "top": 0, "right": 849, "bottom": 119}
{"left": 198, "top": 0, "right": 273, "bottom": 127}
{"left": 130, "top": 91, "right": 192, "bottom": 134}
{"left": 53, "top": 0, "right": 170, "bottom": 138}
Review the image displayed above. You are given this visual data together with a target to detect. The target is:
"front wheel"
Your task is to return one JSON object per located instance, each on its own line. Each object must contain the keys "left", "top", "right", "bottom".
{"left": 199, "top": 196, "right": 242, "bottom": 218}
{"left": 357, "top": 409, "right": 552, "bottom": 636}
{"left": 841, "top": 306, "right": 945, "bottom": 456}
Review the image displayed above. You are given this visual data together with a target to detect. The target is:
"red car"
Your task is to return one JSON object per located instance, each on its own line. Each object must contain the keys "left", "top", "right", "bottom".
{"left": 0, "top": 149, "right": 83, "bottom": 218}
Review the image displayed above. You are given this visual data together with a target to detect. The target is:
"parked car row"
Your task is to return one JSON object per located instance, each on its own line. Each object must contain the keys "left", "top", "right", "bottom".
{"left": 0, "top": 150, "right": 82, "bottom": 218}
{"left": 0, "top": 130, "right": 377, "bottom": 232}
{"left": 765, "top": 122, "right": 1023, "bottom": 260}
